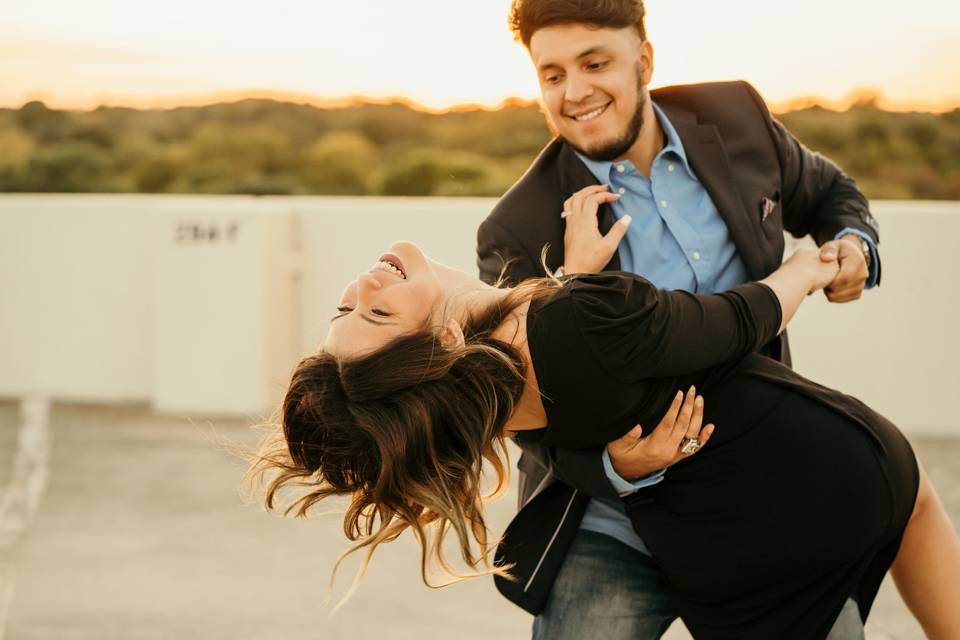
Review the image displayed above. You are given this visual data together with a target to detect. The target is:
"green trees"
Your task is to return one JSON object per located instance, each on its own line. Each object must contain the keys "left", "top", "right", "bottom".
{"left": 1, "top": 98, "right": 957, "bottom": 199}
{"left": 302, "top": 131, "right": 377, "bottom": 194}
{"left": 779, "top": 104, "right": 960, "bottom": 200}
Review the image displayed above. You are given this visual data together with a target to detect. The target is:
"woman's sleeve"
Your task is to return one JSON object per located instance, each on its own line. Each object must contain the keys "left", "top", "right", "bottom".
{"left": 570, "top": 273, "right": 782, "bottom": 382}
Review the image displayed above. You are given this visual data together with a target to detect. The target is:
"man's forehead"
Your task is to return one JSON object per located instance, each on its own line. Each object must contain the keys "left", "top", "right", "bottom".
{"left": 530, "top": 24, "right": 635, "bottom": 66}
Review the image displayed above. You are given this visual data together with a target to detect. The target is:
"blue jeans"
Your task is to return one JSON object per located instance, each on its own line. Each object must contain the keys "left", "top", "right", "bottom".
{"left": 532, "top": 530, "right": 866, "bottom": 640}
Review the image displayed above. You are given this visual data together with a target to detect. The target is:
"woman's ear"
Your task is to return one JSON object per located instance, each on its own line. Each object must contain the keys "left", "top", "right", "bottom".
{"left": 438, "top": 319, "right": 465, "bottom": 350}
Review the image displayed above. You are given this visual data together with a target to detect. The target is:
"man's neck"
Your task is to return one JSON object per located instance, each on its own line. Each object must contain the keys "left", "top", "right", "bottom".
{"left": 619, "top": 100, "right": 663, "bottom": 178}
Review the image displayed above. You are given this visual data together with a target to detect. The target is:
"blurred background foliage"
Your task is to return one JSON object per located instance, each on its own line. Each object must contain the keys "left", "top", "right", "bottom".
{"left": 1, "top": 97, "right": 958, "bottom": 199}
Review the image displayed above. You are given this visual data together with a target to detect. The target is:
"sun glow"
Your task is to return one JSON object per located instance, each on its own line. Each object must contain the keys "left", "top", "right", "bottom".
{"left": 3, "top": 0, "right": 958, "bottom": 113}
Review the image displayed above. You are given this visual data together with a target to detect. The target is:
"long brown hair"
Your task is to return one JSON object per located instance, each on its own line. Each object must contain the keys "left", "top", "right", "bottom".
{"left": 249, "top": 277, "right": 559, "bottom": 599}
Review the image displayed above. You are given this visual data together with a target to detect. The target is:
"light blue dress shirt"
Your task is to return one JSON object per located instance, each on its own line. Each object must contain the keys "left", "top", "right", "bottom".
{"left": 573, "top": 102, "right": 879, "bottom": 555}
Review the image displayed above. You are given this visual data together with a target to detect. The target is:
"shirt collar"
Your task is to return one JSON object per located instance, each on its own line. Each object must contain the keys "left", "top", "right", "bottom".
{"left": 573, "top": 101, "right": 694, "bottom": 183}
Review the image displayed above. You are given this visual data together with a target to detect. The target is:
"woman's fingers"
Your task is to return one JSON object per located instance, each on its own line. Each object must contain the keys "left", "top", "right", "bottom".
{"left": 699, "top": 424, "right": 715, "bottom": 447}
{"left": 685, "top": 396, "right": 704, "bottom": 440}
{"left": 563, "top": 185, "right": 609, "bottom": 214}
{"left": 669, "top": 386, "right": 697, "bottom": 444}
{"left": 564, "top": 186, "right": 621, "bottom": 222}
{"left": 653, "top": 390, "right": 685, "bottom": 441}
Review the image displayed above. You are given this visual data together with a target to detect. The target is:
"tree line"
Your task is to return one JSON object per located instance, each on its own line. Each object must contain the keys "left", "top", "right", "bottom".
{"left": 1, "top": 97, "right": 958, "bottom": 200}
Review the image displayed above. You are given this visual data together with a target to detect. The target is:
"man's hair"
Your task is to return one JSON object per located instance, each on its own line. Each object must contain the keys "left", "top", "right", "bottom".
{"left": 508, "top": 0, "right": 647, "bottom": 48}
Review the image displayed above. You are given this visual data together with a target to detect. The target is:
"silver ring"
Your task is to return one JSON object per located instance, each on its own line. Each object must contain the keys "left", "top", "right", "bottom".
{"left": 679, "top": 437, "right": 701, "bottom": 455}
{"left": 560, "top": 210, "right": 570, "bottom": 219}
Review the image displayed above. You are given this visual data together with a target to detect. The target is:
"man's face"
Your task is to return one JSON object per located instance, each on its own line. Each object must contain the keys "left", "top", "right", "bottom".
{"left": 529, "top": 23, "right": 653, "bottom": 161}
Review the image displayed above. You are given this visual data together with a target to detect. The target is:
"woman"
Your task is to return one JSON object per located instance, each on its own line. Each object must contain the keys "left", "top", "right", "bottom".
{"left": 252, "top": 227, "right": 960, "bottom": 638}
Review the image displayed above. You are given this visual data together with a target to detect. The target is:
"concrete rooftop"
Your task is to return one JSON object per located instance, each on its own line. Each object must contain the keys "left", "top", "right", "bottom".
{"left": 1, "top": 400, "right": 957, "bottom": 640}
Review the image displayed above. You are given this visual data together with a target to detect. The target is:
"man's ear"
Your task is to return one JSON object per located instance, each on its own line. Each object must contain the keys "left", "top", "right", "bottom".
{"left": 640, "top": 39, "right": 654, "bottom": 85}
{"left": 438, "top": 319, "right": 465, "bottom": 350}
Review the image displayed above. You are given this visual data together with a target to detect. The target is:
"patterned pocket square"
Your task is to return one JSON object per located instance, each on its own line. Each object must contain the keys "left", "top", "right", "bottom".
{"left": 759, "top": 195, "right": 778, "bottom": 222}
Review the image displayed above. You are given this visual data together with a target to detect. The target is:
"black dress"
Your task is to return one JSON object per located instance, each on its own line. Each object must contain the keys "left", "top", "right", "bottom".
{"left": 525, "top": 272, "right": 918, "bottom": 640}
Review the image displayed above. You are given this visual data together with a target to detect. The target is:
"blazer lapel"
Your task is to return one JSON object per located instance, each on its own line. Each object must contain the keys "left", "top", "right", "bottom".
{"left": 556, "top": 143, "right": 622, "bottom": 272}
{"left": 664, "top": 107, "right": 766, "bottom": 280}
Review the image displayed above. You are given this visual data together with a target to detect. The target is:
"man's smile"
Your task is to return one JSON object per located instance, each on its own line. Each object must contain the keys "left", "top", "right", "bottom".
{"left": 567, "top": 101, "right": 612, "bottom": 122}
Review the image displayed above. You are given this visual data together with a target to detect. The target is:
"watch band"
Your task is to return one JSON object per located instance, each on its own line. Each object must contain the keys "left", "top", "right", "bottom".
{"left": 858, "top": 238, "right": 871, "bottom": 270}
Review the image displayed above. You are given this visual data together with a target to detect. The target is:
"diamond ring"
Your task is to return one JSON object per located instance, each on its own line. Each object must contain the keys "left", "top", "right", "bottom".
{"left": 679, "top": 437, "right": 702, "bottom": 455}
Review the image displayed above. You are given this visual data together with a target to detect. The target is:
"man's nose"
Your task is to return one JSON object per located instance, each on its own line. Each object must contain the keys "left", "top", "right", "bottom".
{"left": 564, "top": 73, "right": 594, "bottom": 104}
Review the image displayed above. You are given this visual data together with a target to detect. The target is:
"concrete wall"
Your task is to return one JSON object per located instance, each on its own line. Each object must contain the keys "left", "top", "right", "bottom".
{"left": 0, "top": 195, "right": 957, "bottom": 436}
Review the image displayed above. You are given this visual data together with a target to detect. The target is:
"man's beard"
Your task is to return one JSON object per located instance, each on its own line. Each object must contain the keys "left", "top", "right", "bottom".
{"left": 556, "top": 63, "right": 647, "bottom": 162}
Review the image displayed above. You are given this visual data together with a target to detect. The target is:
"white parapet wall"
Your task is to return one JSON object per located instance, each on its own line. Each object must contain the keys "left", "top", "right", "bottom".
{"left": 0, "top": 195, "right": 957, "bottom": 436}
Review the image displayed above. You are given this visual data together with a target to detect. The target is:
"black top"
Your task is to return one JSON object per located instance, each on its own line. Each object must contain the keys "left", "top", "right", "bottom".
{"left": 527, "top": 273, "right": 885, "bottom": 454}
{"left": 527, "top": 273, "right": 781, "bottom": 448}
{"left": 519, "top": 272, "right": 919, "bottom": 638}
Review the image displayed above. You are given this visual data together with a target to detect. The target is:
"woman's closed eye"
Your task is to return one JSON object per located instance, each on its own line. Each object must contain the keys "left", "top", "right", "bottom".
{"left": 332, "top": 306, "right": 391, "bottom": 320}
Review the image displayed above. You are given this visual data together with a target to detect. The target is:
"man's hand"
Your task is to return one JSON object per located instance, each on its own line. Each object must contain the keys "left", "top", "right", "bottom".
{"left": 607, "top": 387, "right": 715, "bottom": 481}
{"left": 819, "top": 234, "right": 869, "bottom": 303}
{"left": 562, "top": 185, "right": 632, "bottom": 274}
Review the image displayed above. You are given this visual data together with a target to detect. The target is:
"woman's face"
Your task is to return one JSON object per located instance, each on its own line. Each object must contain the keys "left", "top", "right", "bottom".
{"left": 323, "top": 241, "right": 446, "bottom": 359}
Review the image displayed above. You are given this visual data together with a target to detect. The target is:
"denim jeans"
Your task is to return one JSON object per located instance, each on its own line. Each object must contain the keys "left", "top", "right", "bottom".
{"left": 532, "top": 530, "right": 865, "bottom": 640}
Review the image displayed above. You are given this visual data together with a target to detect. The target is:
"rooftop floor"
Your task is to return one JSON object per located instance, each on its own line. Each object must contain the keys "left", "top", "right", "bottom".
{"left": 1, "top": 401, "right": 957, "bottom": 640}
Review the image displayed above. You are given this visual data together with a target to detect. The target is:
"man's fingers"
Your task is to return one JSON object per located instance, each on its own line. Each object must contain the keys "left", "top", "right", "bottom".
{"left": 825, "top": 288, "right": 863, "bottom": 303}
{"left": 819, "top": 240, "right": 840, "bottom": 261}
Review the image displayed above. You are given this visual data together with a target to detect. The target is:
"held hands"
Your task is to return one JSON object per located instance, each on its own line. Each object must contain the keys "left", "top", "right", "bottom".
{"left": 607, "top": 387, "right": 715, "bottom": 481}
{"left": 784, "top": 248, "right": 841, "bottom": 295}
{"left": 819, "top": 235, "right": 870, "bottom": 303}
{"left": 562, "top": 185, "right": 633, "bottom": 274}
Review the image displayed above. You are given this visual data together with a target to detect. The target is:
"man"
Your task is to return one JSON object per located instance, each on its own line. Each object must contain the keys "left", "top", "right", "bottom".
{"left": 475, "top": 1, "right": 880, "bottom": 638}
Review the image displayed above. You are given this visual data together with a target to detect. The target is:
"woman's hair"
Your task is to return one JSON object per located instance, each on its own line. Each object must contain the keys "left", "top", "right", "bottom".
{"left": 249, "top": 276, "right": 560, "bottom": 599}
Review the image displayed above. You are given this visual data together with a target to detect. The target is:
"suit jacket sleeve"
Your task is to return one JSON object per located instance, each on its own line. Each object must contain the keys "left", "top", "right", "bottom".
{"left": 477, "top": 216, "right": 539, "bottom": 286}
{"left": 742, "top": 82, "right": 881, "bottom": 271}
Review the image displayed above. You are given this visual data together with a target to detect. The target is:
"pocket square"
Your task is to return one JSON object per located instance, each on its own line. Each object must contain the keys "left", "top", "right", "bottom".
{"left": 759, "top": 196, "right": 778, "bottom": 222}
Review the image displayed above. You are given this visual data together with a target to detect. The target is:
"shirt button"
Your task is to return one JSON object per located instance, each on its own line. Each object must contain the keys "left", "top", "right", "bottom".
{"left": 660, "top": 199, "right": 668, "bottom": 208}
{"left": 618, "top": 187, "right": 626, "bottom": 195}
{"left": 692, "top": 251, "right": 702, "bottom": 261}
{"left": 616, "top": 164, "right": 626, "bottom": 173}
{"left": 667, "top": 164, "right": 675, "bottom": 172}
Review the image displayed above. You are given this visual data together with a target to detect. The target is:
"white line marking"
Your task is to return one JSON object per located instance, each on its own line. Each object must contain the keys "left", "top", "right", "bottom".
{"left": 0, "top": 397, "right": 52, "bottom": 640}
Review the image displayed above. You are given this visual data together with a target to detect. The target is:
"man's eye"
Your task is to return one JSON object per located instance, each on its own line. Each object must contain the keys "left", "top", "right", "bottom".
{"left": 587, "top": 61, "right": 607, "bottom": 71}
{"left": 336, "top": 306, "right": 353, "bottom": 313}
{"left": 545, "top": 75, "right": 561, "bottom": 85}
{"left": 371, "top": 308, "right": 390, "bottom": 317}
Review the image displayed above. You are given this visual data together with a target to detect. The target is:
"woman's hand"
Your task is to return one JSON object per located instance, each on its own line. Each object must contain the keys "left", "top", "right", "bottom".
{"left": 607, "top": 387, "right": 715, "bottom": 481}
{"left": 562, "top": 185, "right": 633, "bottom": 274}
{"left": 783, "top": 248, "right": 841, "bottom": 295}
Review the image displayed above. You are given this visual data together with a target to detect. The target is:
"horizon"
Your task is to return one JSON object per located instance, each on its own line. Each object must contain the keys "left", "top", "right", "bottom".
{"left": 4, "top": 87, "right": 958, "bottom": 116}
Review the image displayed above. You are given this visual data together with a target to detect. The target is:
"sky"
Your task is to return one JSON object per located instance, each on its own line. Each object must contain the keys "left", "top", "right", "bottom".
{"left": 3, "top": 0, "right": 959, "bottom": 112}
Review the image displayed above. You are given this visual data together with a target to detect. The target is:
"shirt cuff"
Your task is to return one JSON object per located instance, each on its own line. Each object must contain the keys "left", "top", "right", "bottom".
{"left": 834, "top": 227, "right": 880, "bottom": 289}
{"left": 602, "top": 447, "right": 667, "bottom": 497}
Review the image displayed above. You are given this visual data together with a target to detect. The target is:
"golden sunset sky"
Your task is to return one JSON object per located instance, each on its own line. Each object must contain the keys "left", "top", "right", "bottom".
{"left": 3, "top": 0, "right": 959, "bottom": 112}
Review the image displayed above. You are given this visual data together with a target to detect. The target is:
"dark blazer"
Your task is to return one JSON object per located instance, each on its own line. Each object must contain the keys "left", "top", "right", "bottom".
{"left": 475, "top": 81, "right": 880, "bottom": 614}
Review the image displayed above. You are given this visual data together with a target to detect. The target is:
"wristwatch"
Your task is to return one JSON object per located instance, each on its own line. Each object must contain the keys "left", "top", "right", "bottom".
{"left": 856, "top": 237, "right": 871, "bottom": 270}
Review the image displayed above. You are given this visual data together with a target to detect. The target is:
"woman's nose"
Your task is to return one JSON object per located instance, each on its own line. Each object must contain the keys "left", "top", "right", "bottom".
{"left": 356, "top": 273, "right": 383, "bottom": 302}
